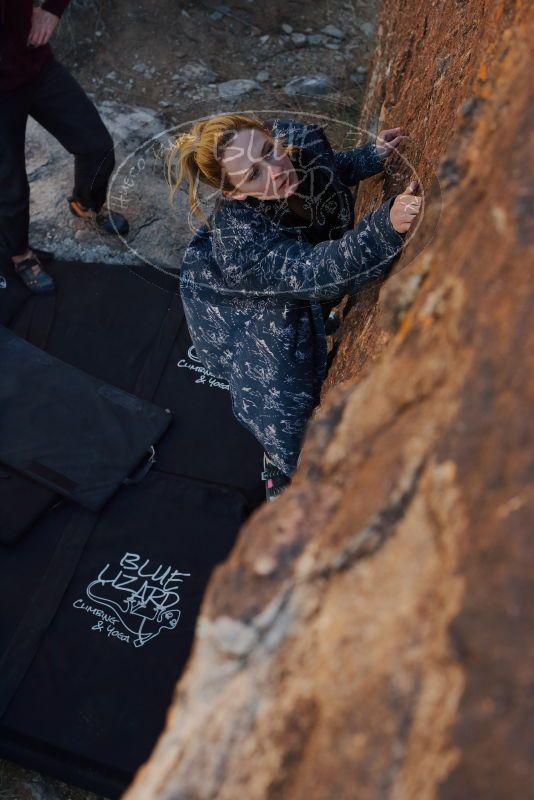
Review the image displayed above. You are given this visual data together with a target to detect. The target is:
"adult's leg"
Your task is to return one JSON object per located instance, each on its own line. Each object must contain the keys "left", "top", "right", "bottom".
{"left": 0, "top": 83, "right": 55, "bottom": 292}
{"left": 0, "top": 89, "right": 31, "bottom": 259}
{"left": 29, "top": 59, "right": 115, "bottom": 211}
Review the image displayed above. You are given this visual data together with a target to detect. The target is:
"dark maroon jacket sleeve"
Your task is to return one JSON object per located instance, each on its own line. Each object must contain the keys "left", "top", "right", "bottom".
{"left": 42, "top": 0, "right": 71, "bottom": 18}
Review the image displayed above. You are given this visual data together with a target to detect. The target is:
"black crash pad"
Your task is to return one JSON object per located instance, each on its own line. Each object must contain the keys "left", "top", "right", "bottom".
{"left": 0, "top": 258, "right": 265, "bottom": 797}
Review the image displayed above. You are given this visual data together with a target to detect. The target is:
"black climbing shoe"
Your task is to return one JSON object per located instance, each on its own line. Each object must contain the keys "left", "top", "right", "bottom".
{"left": 68, "top": 198, "right": 129, "bottom": 236}
{"left": 261, "top": 453, "right": 292, "bottom": 502}
{"left": 13, "top": 253, "right": 55, "bottom": 294}
{"left": 324, "top": 309, "right": 340, "bottom": 336}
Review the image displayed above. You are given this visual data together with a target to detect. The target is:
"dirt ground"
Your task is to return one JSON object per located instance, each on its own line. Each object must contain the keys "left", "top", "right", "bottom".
{"left": 0, "top": 1, "right": 380, "bottom": 798}
{"left": 55, "top": 0, "right": 379, "bottom": 128}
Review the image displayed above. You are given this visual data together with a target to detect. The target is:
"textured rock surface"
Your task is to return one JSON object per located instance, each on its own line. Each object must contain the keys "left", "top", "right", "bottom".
{"left": 123, "top": 1, "right": 534, "bottom": 798}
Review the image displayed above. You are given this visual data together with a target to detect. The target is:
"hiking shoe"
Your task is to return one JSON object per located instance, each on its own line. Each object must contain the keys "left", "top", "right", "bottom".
{"left": 261, "top": 453, "right": 291, "bottom": 502}
{"left": 13, "top": 253, "right": 55, "bottom": 294}
{"left": 68, "top": 198, "right": 129, "bottom": 236}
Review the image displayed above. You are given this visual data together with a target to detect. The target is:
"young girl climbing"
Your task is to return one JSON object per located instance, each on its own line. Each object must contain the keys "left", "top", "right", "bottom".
{"left": 167, "top": 114, "right": 421, "bottom": 502}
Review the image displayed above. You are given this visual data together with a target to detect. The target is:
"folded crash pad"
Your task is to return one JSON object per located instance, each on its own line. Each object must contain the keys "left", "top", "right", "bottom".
{"left": 0, "top": 325, "right": 172, "bottom": 510}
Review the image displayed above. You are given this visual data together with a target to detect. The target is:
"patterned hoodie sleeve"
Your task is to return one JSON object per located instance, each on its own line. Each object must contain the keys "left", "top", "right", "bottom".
{"left": 301, "top": 122, "right": 385, "bottom": 187}
{"left": 213, "top": 197, "right": 405, "bottom": 301}
{"left": 333, "top": 140, "right": 386, "bottom": 185}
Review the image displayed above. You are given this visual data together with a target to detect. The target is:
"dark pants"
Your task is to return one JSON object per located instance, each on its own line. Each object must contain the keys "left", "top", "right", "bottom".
{"left": 0, "top": 58, "right": 115, "bottom": 258}
{"left": 274, "top": 298, "right": 342, "bottom": 475}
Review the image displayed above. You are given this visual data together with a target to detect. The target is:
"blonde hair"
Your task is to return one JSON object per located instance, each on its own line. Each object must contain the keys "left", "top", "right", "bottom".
{"left": 166, "top": 113, "right": 300, "bottom": 228}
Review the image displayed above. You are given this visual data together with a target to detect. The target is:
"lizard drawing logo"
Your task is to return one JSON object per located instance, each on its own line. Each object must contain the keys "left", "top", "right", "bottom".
{"left": 74, "top": 552, "right": 191, "bottom": 648}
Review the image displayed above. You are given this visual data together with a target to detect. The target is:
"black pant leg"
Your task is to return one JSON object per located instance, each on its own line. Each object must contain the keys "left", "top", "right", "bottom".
{"left": 29, "top": 59, "right": 115, "bottom": 211}
{"left": 0, "top": 88, "right": 32, "bottom": 258}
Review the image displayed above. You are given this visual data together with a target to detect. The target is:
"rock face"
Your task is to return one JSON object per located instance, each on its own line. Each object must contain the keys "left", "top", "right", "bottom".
{"left": 124, "top": 2, "right": 534, "bottom": 799}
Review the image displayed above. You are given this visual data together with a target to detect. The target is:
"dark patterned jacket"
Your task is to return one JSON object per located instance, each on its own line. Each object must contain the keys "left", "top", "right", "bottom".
{"left": 179, "top": 118, "right": 405, "bottom": 476}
